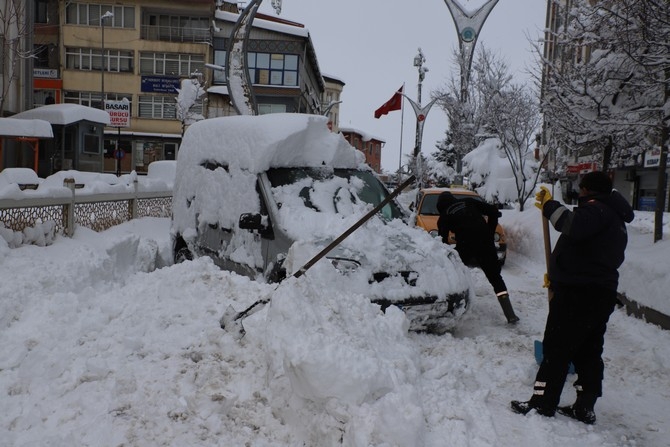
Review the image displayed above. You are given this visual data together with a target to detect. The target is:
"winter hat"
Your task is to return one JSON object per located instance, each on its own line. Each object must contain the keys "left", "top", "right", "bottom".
{"left": 436, "top": 191, "right": 457, "bottom": 213}
{"left": 579, "top": 171, "right": 612, "bottom": 194}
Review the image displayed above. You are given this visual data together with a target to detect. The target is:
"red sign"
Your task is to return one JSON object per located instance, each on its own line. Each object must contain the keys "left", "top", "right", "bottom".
{"left": 566, "top": 162, "right": 597, "bottom": 174}
{"left": 417, "top": 114, "right": 425, "bottom": 122}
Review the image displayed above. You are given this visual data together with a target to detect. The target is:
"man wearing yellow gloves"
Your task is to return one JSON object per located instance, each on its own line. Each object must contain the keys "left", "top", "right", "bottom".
{"left": 511, "top": 171, "right": 634, "bottom": 424}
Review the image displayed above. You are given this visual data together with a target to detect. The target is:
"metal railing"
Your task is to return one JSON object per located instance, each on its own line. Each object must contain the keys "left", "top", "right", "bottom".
{"left": 0, "top": 178, "right": 172, "bottom": 237}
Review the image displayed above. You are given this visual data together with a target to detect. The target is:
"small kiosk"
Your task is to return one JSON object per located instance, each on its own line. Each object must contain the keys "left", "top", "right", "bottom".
{"left": 0, "top": 118, "right": 54, "bottom": 173}
{"left": 9, "top": 104, "right": 110, "bottom": 177}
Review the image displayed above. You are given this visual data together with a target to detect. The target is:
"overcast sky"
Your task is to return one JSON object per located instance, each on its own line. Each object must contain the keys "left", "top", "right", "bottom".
{"left": 257, "top": 0, "right": 547, "bottom": 173}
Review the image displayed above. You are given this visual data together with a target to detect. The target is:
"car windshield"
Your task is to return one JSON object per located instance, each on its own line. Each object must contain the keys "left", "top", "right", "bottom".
{"left": 419, "top": 191, "right": 482, "bottom": 216}
{"left": 267, "top": 167, "right": 405, "bottom": 221}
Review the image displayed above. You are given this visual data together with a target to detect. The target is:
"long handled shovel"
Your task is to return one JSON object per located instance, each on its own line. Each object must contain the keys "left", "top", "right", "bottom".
{"left": 534, "top": 214, "right": 553, "bottom": 364}
{"left": 542, "top": 215, "right": 553, "bottom": 302}
{"left": 534, "top": 212, "right": 575, "bottom": 373}
{"left": 220, "top": 174, "right": 417, "bottom": 339}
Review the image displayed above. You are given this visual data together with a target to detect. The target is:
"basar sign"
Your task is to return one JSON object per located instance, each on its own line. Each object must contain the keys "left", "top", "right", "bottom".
{"left": 104, "top": 100, "right": 131, "bottom": 128}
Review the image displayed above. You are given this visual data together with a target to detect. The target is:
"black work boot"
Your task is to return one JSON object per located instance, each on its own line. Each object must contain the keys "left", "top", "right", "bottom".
{"left": 497, "top": 292, "right": 520, "bottom": 324}
{"left": 510, "top": 400, "right": 555, "bottom": 417}
{"left": 557, "top": 393, "right": 597, "bottom": 425}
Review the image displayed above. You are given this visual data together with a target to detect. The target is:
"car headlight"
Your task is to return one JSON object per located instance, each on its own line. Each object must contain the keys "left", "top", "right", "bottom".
{"left": 494, "top": 232, "right": 501, "bottom": 242}
{"left": 429, "top": 230, "right": 440, "bottom": 238}
{"left": 329, "top": 257, "right": 361, "bottom": 274}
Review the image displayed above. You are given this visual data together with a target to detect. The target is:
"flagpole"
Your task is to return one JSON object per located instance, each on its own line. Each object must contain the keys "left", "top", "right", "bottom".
{"left": 398, "top": 83, "right": 405, "bottom": 178}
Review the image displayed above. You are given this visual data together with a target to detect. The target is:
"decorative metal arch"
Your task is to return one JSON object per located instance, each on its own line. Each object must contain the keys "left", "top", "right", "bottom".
{"left": 225, "top": 0, "right": 283, "bottom": 115}
{"left": 442, "top": 0, "right": 500, "bottom": 102}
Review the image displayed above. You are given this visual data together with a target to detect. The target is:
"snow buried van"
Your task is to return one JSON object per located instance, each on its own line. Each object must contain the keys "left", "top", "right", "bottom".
{"left": 171, "top": 114, "right": 472, "bottom": 334}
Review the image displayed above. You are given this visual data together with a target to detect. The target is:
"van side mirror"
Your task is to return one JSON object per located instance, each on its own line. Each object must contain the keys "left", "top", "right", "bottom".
{"left": 239, "top": 213, "right": 264, "bottom": 230}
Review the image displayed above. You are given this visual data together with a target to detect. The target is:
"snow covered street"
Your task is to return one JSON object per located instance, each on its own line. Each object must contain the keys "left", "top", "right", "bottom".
{"left": 1, "top": 211, "right": 669, "bottom": 446}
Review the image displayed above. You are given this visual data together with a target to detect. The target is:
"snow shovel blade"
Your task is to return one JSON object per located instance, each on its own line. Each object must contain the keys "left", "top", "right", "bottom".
{"left": 220, "top": 304, "right": 246, "bottom": 340}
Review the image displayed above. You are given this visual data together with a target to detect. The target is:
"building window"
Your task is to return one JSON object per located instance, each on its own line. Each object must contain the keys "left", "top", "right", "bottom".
{"left": 258, "top": 104, "right": 287, "bottom": 115}
{"left": 212, "top": 50, "right": 226, "bottom": 84}
{"left": 213, "top": 50, "right": 299, "bottom": 87}
{"left": 64, "top": 91, "right": 131, "bottom": 112}
{"left": 35, "top": 0, "right": 49, "bottom": 24}
{"left": 66, "top": 3, "right": 135, "bottom": 28}
{"left": 66, "top": 47, "right": 133, "bottom": 73}
{"left": 140, "top": 52, "right": 204, "bottom": 77}
{"left": 139, "top": 95, "right": 177, "bottom": 119}
{"left": 141, "top": 13, "right": 209, "bottom": 43}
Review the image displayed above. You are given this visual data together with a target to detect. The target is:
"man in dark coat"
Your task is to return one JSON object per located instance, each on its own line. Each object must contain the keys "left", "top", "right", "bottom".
{"left": 511, "top": 171, "right": 635, "bottom": 424}
{"left": 436, "top": 191, "right": 519, "bottom": 324}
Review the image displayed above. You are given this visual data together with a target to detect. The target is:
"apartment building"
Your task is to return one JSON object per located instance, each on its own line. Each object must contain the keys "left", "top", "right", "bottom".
{"left": 28, "top": 0, "right": 331, "bottom": 177}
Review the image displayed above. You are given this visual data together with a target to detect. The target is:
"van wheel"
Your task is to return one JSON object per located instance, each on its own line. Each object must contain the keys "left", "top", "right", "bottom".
{"left": 174, "top": 239, "right": 193, "bottom": 264}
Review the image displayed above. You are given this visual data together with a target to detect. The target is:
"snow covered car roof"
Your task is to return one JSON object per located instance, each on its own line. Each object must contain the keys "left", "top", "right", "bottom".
{"left": 177, "top": 113, "right": 365, "bottom": 175}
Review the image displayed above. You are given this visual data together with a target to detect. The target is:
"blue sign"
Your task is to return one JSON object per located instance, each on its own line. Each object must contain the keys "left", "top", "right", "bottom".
{"left": 638, "top": 196, "right": 655, "bottom": 211}
{"left": 141, "top": 76, "right": 180, "bottom": 93}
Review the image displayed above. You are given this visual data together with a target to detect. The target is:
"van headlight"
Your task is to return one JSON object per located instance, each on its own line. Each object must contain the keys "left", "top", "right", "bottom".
{"left": 329, "top": 257, "right": 361, "bottom": 274}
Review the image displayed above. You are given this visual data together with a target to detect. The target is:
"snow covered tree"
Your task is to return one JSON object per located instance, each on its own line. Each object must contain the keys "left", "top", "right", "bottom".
{"left": 176, "top": 74, "right": 206, "bottom": 136}
{"left": 434, "top": 46, "right": 513, "bottom": 171}
{"left": 428, "top": 137, "right": 459, "bottom": 186}
{"left": 538, "top": 0, "right": 669, "bottom": 240}
{"left": 434, "top": 46, "right": 542, "bottom": 210}
{"left": 0, "top": 0, "right": 33, "bottom": 115}
{"left": 486, "top": 83, "right": 543, "bottom": 211}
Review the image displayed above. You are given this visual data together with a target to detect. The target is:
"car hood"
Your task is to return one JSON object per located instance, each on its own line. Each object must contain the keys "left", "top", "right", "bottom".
{"left": 283, "top": 217, "right": 472, "bottom": 302}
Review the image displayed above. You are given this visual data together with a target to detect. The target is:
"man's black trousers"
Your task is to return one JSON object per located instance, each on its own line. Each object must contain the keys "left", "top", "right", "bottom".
{"left": 531, "top": 283, "right": 618, "bottom": 409}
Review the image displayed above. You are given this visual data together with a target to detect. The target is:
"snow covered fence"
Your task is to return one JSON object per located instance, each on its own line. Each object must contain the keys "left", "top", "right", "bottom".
{"left": 0, "top": 177, "right": 171, "bottom": 245}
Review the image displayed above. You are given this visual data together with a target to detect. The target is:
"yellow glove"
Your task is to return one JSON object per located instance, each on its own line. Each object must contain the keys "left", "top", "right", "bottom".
{"left": 535, "top": 186, "right": 552, "bottom": 210}
{"left": 542, "top": 273, "right": 550, "bottom": 288}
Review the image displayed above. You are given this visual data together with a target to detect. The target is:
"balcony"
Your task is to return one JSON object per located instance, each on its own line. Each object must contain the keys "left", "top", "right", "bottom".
{"left": 141, "top": 25, "right": 210, "bottom": 44}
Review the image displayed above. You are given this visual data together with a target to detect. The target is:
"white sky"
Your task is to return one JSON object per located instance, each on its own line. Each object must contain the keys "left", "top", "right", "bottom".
{"left": 257, "top": 0, "right": 547, "bottom": 173}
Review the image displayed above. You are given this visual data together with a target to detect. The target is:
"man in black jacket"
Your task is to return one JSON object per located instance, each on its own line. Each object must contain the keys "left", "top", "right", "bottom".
{"left": 511, "top": 171, "right": 634, "bottom": 424}
{"left": 436, "top": 191, "right": 519, "bottom": 324}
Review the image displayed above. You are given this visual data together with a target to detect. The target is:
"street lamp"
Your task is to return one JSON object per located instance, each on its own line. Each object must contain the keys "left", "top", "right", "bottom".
{"left": 413, "top": 48, "right": 428, "bottom": 159}
{"left": 100, "top": 11, "right": 114, "bottom": 110}
{"left": 403, "top": 48, "right": 438, "bottom": 188}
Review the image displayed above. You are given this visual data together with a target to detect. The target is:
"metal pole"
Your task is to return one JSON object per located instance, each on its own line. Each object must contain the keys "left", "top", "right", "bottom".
{"left": 101, "top": 17, "right": 105, "bottom": 110}
{"left": 100, "top": 12, "right": 113, "bottom": 110}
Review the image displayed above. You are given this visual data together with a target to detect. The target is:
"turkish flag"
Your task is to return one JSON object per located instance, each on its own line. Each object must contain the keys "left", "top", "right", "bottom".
{"left": 374, "top": 85, "right": 403, "bottom": 119}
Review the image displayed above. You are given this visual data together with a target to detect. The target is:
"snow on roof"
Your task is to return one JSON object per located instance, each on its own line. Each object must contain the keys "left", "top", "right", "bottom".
{"left": 322, "top": 73, "right": 345, "bottom": 85}
{"left": 0, "top": 118, "right": 53, "bottom": 138}
{"left": 178, "top": 114, "right": 364, "bottom": 174}
{"left": 339, "top": 127, "right": 385, "bottom": 143}
{"left": 11, "top": 104, "right": 110, "bottom": 126}
{"left": 215, "top": 10, "right": 309, "bottom": 38}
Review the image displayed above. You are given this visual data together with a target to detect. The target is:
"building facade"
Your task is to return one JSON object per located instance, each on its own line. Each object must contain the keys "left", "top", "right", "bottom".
{"left": 339, "top": 127, "right": 385, "bottom": 173}
{"left": 7, "top": 1, "right": 390, "bottom": 178}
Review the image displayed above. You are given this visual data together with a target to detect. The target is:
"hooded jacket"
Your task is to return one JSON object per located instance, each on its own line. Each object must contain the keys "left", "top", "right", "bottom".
{"left": 543, "top": 190, "right": 635, "bottom": 291}
{"left": 436, "top": 191, "right": 499, "bottom": 249}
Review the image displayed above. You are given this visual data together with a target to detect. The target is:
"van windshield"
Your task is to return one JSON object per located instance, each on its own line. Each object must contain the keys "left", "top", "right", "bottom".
{"left": 267, "top": 167, "right": 405, "bottom": 221}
